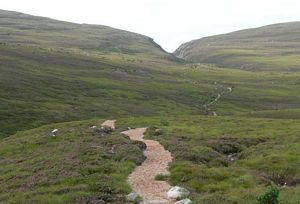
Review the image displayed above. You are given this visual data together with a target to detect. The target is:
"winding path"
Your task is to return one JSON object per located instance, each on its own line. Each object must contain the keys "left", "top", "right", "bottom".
{"left": 122, "top": 128, "right": 173, "bottom": 204}
{"left": 102, "top": 120, "right": 173, "bottom": 203}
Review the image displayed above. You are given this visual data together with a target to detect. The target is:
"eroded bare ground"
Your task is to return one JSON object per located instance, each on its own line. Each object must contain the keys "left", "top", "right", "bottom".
{"left": 101, "top": 120, "right": 116, "bottom": 130}
{"left": 122, "top": 128, "right": 173, "bottom": 204}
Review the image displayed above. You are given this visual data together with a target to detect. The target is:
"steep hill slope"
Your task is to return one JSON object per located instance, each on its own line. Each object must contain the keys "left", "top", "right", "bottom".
{"left": 174, "top": 22, "right": 300, "bottom": 71}
{"left": 0, "top": 9, "right": 168, "bottom": 56}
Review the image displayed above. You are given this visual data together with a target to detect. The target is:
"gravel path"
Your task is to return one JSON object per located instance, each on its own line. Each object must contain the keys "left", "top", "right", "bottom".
{"left": 122, "top": 128, "right": 173, "bottom": 204}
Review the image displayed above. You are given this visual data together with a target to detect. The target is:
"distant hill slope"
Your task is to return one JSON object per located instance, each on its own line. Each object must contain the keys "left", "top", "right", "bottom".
{"left": 0, "top": 9, "right": 168, "bottom": 56}
{"left": 174, "top": 22, "right": 300, "bottom": 71}
{"left": 0, "top": 9, "right": 204, "bottom": 138}
{"left": 1, "top": 9, "right": 300, "bottom": 139}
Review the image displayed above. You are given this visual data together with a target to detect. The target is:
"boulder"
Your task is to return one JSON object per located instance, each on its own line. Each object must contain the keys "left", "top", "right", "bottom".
{"left": 167, "top": 186, "right": 190, "bottom": 199}
{"left": 126, "top": 192, "right": 138, "bottom": 201}
{"left": 175, "top": 198, "right": 192, "bottom": 204}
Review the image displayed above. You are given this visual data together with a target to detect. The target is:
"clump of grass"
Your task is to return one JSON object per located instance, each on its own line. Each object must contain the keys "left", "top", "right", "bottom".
{"left": 155, "top": 174, "right": 169, "bottom": 181}
{"left": 160, "top": 112, "right": 169, "bottom": 126}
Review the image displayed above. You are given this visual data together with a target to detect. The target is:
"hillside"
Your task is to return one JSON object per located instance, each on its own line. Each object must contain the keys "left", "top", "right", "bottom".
{"left": 0, "top": 119, "right": 146, "bottom": 203}
{"left": 0, "top": 9, "right": 169, "bottom": 56}
{"left": 1, "top": 10, "right": 300, "bottom": 139}
{"left": 1, "top": 116, "right": 300, "bottom": 203}
{"left": 0, "top": 10, "right": 193, "bottom": 138}
{"left": 174, "top": 22, "right": 300, "bottom": 71}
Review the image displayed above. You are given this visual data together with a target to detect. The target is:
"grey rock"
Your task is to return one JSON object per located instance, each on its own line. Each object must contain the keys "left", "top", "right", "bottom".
{"left": 126, "top": 192, "right": 138, "bottom": 201}
{"left": 175, "top": 198, "right": 192, "bottom": 204}
{"left": 167, "top": 186, "right": 190, "bottom": 199}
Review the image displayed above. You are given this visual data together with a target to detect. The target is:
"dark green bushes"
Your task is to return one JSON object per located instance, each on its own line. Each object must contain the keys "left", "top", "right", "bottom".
{"left": 257, "top": 186, "right": 280, "bottom": 204}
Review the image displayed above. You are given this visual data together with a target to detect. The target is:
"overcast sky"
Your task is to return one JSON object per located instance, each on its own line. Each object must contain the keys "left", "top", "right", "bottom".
{"left": 2, "top": 0, "right": 300, "bottom": 52}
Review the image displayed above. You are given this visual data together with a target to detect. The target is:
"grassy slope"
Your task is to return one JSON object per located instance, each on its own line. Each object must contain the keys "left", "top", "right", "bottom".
{"left": 1, "top": 10, "right": 300, "bottom": 204}
{"left": 0, "top": 43, "right": 217, "bottom": 138}
{"left": 2, "top": 42, "right": 300, "bottom": 138}
{"left": 139, "top": 115, "right": 300, "bottom": 204}
{"left": 0, "top": 119, "right": 146, "bottom": 204}
{"left": 174, "top": 22, "right": 300, "bottom": 71}
{"left": 0, "top": 10, "right": 203, "bottom": 138}
{"left": 0, "top": 9, "right": 168, "bottom": 56}
{"left": 149, "top": 116, "right": 300, "bottom": 203}
{"left": 1, "top": 115, "right": 300, "bottom": 203}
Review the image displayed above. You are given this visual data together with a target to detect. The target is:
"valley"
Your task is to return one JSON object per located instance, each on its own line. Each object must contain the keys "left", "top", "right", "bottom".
{"left": 0, "top": 9, "right": 300, "bottom": 204}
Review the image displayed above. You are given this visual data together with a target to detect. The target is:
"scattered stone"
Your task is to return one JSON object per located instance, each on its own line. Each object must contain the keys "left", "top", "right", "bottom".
{"left": 126, "top": 192, "right": 138, "bottom": 201}
{"left": 228, "top": 87, "right": 232, "bottom": 92}
{"left": 228, "top": 154, "right": 237, "bottom": 162}
{"left": 155, "top": 129, "right": 161, "bottom": 133}
{"left": 181, "top": 176, "right": 188, "bottom": 182}
{"left": 89, "top": 125, "right": 97, "bottom": 129}
{"left": 175, "top": 198, "right": 192, "bottom": 204}
{"left": 167, "top": 186, "right": 190, "bottom": 199}
{"left": 51, "top": 129, "right": 58, "bottom": 136}
{"left": 127, "top": 127, "right": 132, "bottom": 130}
{"left": 109, "top": 145, "right": 116, "bottom": 154}
{"left": 212, "top": 111, "right": 217, "bottom": 117}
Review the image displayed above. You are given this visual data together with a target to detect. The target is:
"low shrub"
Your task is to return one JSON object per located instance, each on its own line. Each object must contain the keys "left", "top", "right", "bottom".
{"left": 257, "top": 186, "right": 280, "bottom": 204}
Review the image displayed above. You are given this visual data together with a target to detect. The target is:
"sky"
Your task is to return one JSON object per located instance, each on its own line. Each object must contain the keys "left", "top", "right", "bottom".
{"left": 2, "top": 0, "right": 300, "bottom": 52}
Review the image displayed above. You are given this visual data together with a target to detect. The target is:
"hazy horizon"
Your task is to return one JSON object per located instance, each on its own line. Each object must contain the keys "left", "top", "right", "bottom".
{"left": 2, "top": 0, "right": 300, "bottom": 52}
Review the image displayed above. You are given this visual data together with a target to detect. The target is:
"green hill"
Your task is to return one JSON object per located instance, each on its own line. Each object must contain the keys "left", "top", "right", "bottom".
{"left": 0, "top": 9, "right": 168, "bottom": 56}
{"left": 0, "top": 10, "right": 195, "bottom": 138}
{"left": 174, "top": 22, "right": 300, "bottom": 71}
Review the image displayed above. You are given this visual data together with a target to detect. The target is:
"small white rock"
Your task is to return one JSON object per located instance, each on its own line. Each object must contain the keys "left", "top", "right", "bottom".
{"left": 51, "top": 129, "right": 58, "bottom": 136}
{"left": 167, "top": 186, "right": 190, "bottom": 199}
{"left": 89, "top": 125, "right": 97, "bottom": 129}
{"left": 51, "top": 129, "right": 58, "bottom": 133}
{"left": 175, "top": 198, "right": 192, "bottom": 204}
{"left": 126, "top": 192, "right": 138, "bottom": 201}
